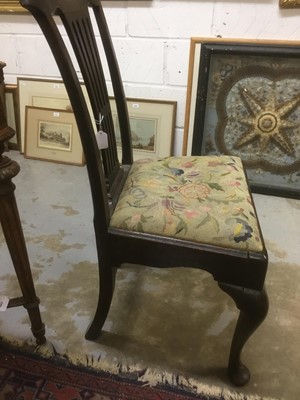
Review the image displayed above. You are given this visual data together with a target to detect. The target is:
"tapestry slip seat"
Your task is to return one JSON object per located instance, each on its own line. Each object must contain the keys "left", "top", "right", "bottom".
{"left": 19, "top": 0, "right": 269, "bottom": 387}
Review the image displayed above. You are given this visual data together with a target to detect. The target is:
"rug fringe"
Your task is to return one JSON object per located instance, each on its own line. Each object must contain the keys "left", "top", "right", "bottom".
{"left": 62, "top": 351, "right": 278, "bottom": 400}
{"left": 65, "top": 351, "right": 122, "bottom": 375}
{"left": 0, "top": 335, "right": 35, "bottom": 350}
{"left": 35, "top": 340, "right": 56, "bottom": 358}
{"left": 0, "top": 336, "right": 278, "bottom": 400}
{"left": 137, "top": 367, "right": 275, "bottom": 400}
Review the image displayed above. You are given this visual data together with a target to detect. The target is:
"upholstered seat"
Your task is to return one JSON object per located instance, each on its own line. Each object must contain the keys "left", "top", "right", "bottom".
{"left": 111, "top": 155, "right": 263, "bottom": 252}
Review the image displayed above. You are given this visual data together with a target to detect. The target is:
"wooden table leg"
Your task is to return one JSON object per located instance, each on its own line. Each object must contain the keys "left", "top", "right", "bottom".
{"left": 0, "top": 64, "right": 45, "bottom": 345}
{"left": 0, "top": 176, "right": 46, "bottom": 345}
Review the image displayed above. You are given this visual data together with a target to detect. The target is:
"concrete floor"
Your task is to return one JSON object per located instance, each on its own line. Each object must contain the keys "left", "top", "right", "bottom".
{"left": 0, "top": 150, "right": 300, "bottom": 400}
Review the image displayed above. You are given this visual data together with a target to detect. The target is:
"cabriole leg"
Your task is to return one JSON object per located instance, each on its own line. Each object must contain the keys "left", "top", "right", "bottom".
{"left": 218, "top": 283, "right": 268, "bottom": 386}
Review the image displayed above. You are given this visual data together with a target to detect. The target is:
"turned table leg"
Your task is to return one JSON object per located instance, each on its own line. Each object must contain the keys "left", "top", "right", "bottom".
{"left": 0, "top": 64, "right": 45, "bottom": 345}
{"left": 0, "top": 178, "right": 46, "bottom": 345}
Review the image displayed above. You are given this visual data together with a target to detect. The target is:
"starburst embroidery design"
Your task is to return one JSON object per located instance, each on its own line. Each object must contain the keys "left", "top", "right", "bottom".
{"left": 234, "top": 85, "right": 299, "bottom": 157}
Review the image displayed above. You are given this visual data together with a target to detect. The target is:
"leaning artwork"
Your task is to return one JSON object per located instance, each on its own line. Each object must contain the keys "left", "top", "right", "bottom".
{"left": 184, "top": 38, "right": 300, "bottom": 199}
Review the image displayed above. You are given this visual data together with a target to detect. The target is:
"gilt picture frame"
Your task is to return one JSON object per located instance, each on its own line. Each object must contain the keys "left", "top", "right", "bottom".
{"left": 25, "top": 106, "right": 84, "bottom": 166}
{"left": 0, "top": 0, "right": 145, "bottom": 11}
{"left": 279, "top": 0, "right": 300, "bottom": 8}
{"left": 183, "top": 38, "right": 300, "bottom": 199}
{"left": 110, "top": 97, "right": 176, "bottom": 160}
{"left": 0, "top": 1, "right": 26, "bottom": 13}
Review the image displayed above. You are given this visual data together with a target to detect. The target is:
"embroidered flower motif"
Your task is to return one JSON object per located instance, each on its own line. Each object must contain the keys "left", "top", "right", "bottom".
{"left": 207, "top": 160, "right": 225, "bottom": 167}
{"left": 169, "top": 168, "right": 184, "bottom": 176}
{"left": 178, "top": 183, "right": 211, "bottom": 199}
{"left": 232, "top": 207, "right": 245, "bottom": 216}
{"left": 184, "top": 210, "right": 199, "bottom": 219}
{"left": 231, "top": 218, "right": 253, "bottom": 243}
{"left": 228, "top": 180, "right": 242, "bottom": 187}
{"left": 130, "top": 214, "right": 142, "bottom": 225}
{"left": 181, "top": 161, "right": 194, "bottom": 168}
{"left": 130, "top": 187, "right": 146, "bottom": 199}
{"left": 168, "top": 186, "right": 178, "bottom": 192}
{"left": 162, "top": 198, "right": 185, "bottom": 213}
{"left": 186, "top": 171, "right": 201, "bottom": 179}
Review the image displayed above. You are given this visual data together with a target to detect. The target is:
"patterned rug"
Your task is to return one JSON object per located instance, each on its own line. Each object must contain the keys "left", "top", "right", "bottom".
{"left": 0, "top": 341, "right": 227, "bottom": 400}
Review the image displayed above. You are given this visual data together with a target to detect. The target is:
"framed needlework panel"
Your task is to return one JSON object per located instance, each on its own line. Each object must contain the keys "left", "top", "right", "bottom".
{"left": 183, "top": 38, "right": 300, "bottom": 199}
{"left": 5, "top": 84, "right": 20, "bottom": 150}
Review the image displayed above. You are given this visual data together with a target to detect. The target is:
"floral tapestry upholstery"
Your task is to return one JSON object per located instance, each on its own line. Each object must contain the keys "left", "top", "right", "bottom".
{"left": 110, "top": 156, "right": 263, "bottom": 252}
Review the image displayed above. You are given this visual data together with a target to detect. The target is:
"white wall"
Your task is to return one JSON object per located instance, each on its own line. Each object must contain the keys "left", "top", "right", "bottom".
{"left": 1, "top": 0, "right": 300, "bottom": 154}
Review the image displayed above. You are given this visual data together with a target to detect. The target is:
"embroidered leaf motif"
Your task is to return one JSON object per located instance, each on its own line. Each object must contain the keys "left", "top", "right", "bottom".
{"left": 176, "top": 219, "right": 188, "bottom": 234}
{"left": 207, "top": 182, "right": 224, "bottom": 191}
{"left": 196, "top": 214, "right": 212, "bottom": 228}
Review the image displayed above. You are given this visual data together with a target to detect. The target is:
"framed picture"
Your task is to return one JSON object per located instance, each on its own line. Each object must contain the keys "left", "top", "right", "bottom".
{"left": 5, "top": 84, "right": 20, "bottom": 150}
{"left": 0, "top": 1, "right": 26, "bottom": 13}
{"left": 25, "top": 106, "right": 84, "bottom": 166}
{"left": 279, "top": 0, "right": 300, "bottom": 8}
{"left": 18, "top": 77, "right": 93, "bottom": 153}
{"left": 183, "top": 38, "right": 300, "bottom": 199}
{"left": 110, "top": 98, "right": 176, "bottom": 160}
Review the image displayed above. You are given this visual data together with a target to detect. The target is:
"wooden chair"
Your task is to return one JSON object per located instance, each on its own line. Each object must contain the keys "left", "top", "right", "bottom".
{"left": 20, "top": 0, "right": 269, "bottom": 386}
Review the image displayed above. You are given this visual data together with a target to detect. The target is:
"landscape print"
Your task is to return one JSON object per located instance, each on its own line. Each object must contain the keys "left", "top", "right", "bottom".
{"left": 38, "top": 121, "right": 72, "bottom": 152}
{"left": 115, "top": 116, "right": 157, "bottom": 152}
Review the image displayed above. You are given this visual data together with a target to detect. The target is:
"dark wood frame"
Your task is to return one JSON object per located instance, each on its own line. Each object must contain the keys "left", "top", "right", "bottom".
{"left": 184, "top": 38, "right": 300, "bottom": 199}
{"left": 5, "top": 84, "right": 20, "bottom": 150}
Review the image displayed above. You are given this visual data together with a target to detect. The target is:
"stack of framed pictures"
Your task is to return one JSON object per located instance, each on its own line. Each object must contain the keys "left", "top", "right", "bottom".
{"left": 183, "top": 38, "right": 300, "bottom": 199}
{"left": 18, "top": 77, "right": 177, "bottom": 165}
{"left": 0, "top": 69, "right": 177, "bottom": 160}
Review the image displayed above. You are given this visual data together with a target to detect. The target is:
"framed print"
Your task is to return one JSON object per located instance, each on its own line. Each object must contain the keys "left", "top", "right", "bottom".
{"left": 5, "top": 84, "right": 20, "bottom": 150}
{"left": 0, "top": 1, "right": 26, "bottom": 13}
{"left": 18, "top": 77, "right": 93, "bottom": 153}
{"left": 110, "top": 98, "right": 176, "bottom": 160}
{"left": 183, "top": 38, "right": 300, "bottom": 199}
{"left": 25, "top": 106, "right": 84, "bottom": 166}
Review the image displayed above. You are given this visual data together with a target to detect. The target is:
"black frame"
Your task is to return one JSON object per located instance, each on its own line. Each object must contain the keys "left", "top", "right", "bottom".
{"left": 191, "top": 40, "right": 300, "bottom": 199}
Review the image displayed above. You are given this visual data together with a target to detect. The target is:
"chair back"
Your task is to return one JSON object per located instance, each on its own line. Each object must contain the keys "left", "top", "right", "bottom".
{"left": 20, "top": 0, "right": 133, "bottom": 225}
